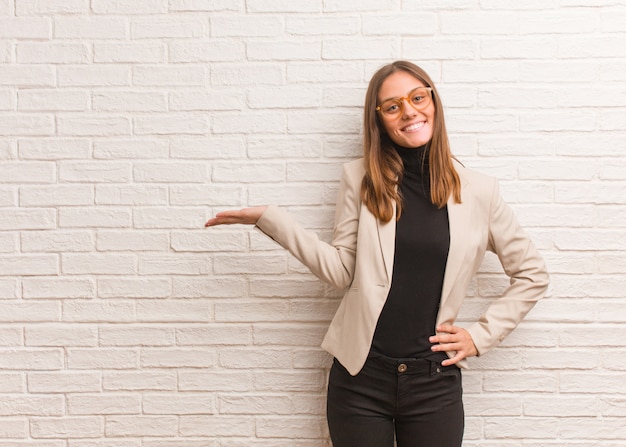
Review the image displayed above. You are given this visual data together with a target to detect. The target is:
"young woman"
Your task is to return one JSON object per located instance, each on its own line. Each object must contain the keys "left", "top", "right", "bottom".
{"left": 205, "top": 60, "right": 549, "bottom": 447}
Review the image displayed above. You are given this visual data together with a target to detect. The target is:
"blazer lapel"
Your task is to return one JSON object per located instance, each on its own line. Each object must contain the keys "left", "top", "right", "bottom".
{"left": 440, "top": 174, "right": 472, "bottom": 309}
{"left": 377, "top": 200, "right": 396, "bottom": 284}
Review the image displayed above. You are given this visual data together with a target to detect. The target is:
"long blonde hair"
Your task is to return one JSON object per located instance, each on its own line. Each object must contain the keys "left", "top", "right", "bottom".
{"left": 361, "top": 61, "right": 461, "bottom": 222}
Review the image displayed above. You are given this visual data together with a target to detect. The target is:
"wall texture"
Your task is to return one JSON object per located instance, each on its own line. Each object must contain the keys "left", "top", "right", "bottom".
{"left": 1, "top": 0, "right": 625, "bottom": 445}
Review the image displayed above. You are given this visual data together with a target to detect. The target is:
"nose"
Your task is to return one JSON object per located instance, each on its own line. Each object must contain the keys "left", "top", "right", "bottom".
{"left": 401, "top": 99, "right": 417, "bottom": 118}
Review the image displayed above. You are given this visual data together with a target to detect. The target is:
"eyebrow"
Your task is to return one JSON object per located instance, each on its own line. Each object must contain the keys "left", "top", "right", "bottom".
{"left": 379, "top": 86, "right": 427, "bottom": 103}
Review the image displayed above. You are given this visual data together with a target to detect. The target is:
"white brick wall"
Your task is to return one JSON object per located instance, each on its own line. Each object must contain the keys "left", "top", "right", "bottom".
{"left": 0, "top": 1, "right": 625, "bottom": 445}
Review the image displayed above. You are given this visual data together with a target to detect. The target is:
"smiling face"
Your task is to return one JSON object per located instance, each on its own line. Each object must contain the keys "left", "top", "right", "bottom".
{"left": 377, "top": 70, "right": 435, "bottom": 148}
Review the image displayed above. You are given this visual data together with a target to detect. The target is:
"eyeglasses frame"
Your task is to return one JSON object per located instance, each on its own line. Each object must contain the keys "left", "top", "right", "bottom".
{"left": 375, "top": 87, "right": 434, "bottom": 119}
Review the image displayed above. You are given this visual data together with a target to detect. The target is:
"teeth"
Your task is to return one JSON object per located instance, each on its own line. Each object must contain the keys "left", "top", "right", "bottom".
{"left": 403, "top": 122, "right": 424, "bottom": 131}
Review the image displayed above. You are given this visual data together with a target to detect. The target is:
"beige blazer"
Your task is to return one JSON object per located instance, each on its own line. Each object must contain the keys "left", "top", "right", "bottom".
{"left": 256, "top": 158, "right": 549, "bottom": 376}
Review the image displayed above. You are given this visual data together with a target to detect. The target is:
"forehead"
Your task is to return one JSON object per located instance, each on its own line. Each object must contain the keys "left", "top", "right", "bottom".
{"left": 378, "top": 71, "right": 426, "bottom": 100}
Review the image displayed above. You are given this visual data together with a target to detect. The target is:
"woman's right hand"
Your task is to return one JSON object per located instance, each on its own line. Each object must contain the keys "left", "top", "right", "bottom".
{"left": 204, "top": 206, "right": 267, "bottom": 227}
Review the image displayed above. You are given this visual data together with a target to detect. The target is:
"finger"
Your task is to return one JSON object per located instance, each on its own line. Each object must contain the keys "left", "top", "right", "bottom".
{"left": 436, "top": 324, "right": 459, "bottom": 334}
{"left": 441, "top": 353, "right": 463, "bottom": 367}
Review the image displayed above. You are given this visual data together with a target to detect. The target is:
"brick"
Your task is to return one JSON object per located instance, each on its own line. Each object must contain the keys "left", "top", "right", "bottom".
{"left": 211, "top": 63, "right": 283, "bottom": 86}
{"left": 0, "top": 208, "right": 56, "bottom": 230}
{"left": 212, "top": 112, "right": 287, "bottom": 134}
{"left": 16, "top": 0, "right": 88, "bottom": 15}
{"left": 169, "top": 0, "right": 240, "bottom": 11}
{"left": 171, "top": 230, "right": 247, "bottom": 252}
{"left": 93, "top": 91, "right": 168, "bottom": 112}
{"left": 22, "top": 277, "right": 95, "bottom": 298}
{"left": 99, "top": 327, "right": 175, "bottom": 348}
{"left": 212, "top": 161, "right": 285, "bottom": 182}
{"left": 93, "top": 139, "right": 168, "bottom": 159}
{"left": 138, "top": 254, "right": 211, "bottom": 275}
{"left": 0, "top": 301, "right": 61, "bottom": 322}
{"left": 133, "top": 65, "right": 205, "bottom": 86}
{"left": 0, "top": 114, "right": 55, "bottom": 136}
{"left": 519, "top": 10, "right": 598, "bottom": 34}
{"left": 68, "top": 394, "right": 141, "bottom": 415}
{"left": 57, "top": 66, "right": 130, "bottom": 87}
{"left": 19, "top": 89, "right": 89, "bottom": 112}
{"left": 0, "top": 349, "right": 63, "bottom": 371}
{"left": 20, "top": 185, "right": 93, "bottom": 207}
{"left": 219, "top": 395, "right": 293, "bottom": 415}
{"left": 17, "top": 43, "right": 89, "bottom": 64}
{"left": 60, "top": 161, "right": 131, "bottom": 183}
{"left": 103, "top": 371, "right": 176, "bottom": 391}
{"left": 134, "top": 114, "right": 209, "bottom": 135}
{"left": 178, "top": 370, "right": 252, "bottom": 392}
{"left": 170, "top": 184, "right": 245, "bottom": 206}
{"left": 132, "top": 18, "right": 205, "bottom": 39}
{"left": 219, "top": 348, "right": 293, "bottom": 369}
{"left": 143, "top": 393, "right": 216, "bottom": 414}
{"left": 95, "top": 185, "right": 167, "bottom": 206}
{"left": 322, "top": 38, "right": 398, "bottom": 60}
{"left": 57, "top": 115, "right": 131, "bottom": 137}
{"left": 62, "top": 301, "right": 136, "bottom": 323}
{"left": 61, "top": 253, "right": 136, "bottom": 274}
{"left": 287, "top": 62, "right": 362, "bottom": 83}
{"left": 324, "top": 0, "right": 397, "bottom": 12}
{"left": 31, "top": 417, "right": 102, "bottom": 438}
{"left": 171, "top": 276, "right": 247, "bottom": 298}
{"left": 59, "top": 208, "right": 132, "bottom": 228}
{"left": 287, "top": 16, "right": 358, "bottom": 35}
{"left": 140, "top": 348, "right": 215, "bottom": 367}
{"left": 91, "top": 0, "right": 167, "bottom": 14}
{"left": 104, "top": 416, "right": 177, "bottom": 437}
{"left": 253, "top": 323, "right": 326, "bottom": 346}
{"left": 0, "top": 255, "right": 58, "bottom": 276}
{"left": 256, "top": 416, "right": 325, "bottom": 438}
{"left": 176, "top": 324, "right": 252, "bottom": 346}
{"left": 133, "top": 207, "right": 206, "bottom": 229}
{"left": 97, "top": 278, "right": 170, "bottom": 299}
{"left": 169, "top": 40, "right": 244, "bottom": 62}
{"left": 136, "top": 300, "right": 212, "bottom": 322}
{"left": 0, "top": 327, "right": 22, "bottom": 346}
{"left": 27, "top": 372, "right": 100, "bottom": 393}
{"left": 253, "top": 370, "right": 325, "bottom": 392}
{"left": 67, "top": 349, "right": 139, "bottom": 370}
{"left": 18, "top": 138, "right": 90, "bottom": 160}
{"left": 96, "top": 230, "right": 168, "bottom": 251}
{"left": 54, "top": 17, "right": 128, "bottom": 39}
{"left": 169, "top": 89, "right": 245, "bottom": 111}
{"left": 0, "top": 394, "right": 64, "bottom": 415}
{"left": 180, "top": 415, "right": 254, "bottom": 437}
{"left": 0, "top": 18, "right": 51, "bottom": 38}
{"left": 94, "top": 43, "right": 166, "bottom": 63}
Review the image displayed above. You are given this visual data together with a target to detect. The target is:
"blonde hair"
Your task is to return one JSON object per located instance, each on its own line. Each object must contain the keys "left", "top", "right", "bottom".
{"left": 361, "top": 60, "right": 462, "bottom": 222}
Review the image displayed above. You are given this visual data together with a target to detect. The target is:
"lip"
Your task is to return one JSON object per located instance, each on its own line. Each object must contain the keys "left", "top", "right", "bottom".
{"left": 401, "top": 121, "right": 426, "bottom": 132}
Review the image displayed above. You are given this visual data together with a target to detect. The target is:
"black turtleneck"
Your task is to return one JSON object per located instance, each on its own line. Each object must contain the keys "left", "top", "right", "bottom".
{"left": 370, "top": 144, "right": 450, "bottom": 361}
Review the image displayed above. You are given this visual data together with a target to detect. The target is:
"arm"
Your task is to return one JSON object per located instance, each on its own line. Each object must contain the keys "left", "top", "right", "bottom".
{"left": 466, "top": 180, "right": 550, "bottom": 355}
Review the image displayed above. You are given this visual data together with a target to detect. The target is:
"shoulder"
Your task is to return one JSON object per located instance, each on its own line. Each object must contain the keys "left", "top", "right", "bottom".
{"left": 454, "top": 159, "right": 498, "bottom": 194}
{"left": 341, "top": 158, "right": 366, "bottom": 184}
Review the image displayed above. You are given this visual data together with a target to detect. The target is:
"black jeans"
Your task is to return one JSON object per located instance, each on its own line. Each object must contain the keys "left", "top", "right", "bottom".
{"left": 327, "top": 354, "right": 464, "bottom": 447}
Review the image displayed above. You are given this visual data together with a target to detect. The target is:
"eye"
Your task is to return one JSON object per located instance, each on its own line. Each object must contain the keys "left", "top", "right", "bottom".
{"left": 383, "top": 101, "right": 401, "bottom": 114}
{"left": 411, "top": 93, "right": 426, "bottom": 104}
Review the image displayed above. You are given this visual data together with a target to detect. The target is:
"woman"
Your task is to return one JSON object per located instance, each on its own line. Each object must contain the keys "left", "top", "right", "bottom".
{"left": 205, "top": 61, "right": 549, "bottom": 447}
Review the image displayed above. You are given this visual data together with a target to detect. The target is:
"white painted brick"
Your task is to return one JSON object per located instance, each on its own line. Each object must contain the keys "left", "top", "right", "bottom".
{"left": 0, "top": 349, "right": 63, "bottom": 371}
{"left": 60, "top": 161, "right": 131, "bottom": 183}
{"left": 18, "top": 138, "right": 90, "bottom": 160}
{"left": 54, "top": 17, "right": 128, "bottom": 39}
{"left": 442, "top": 12, "right": 519, "bottom": 35}
{"left": 0, "top": 18, "right": 51, "bottom": 39}
{"left": 0, "top": 278, "right": 18, "bottom": 298}
{"left": 27, "top": 372, "right": 100, "bottom": 393}
{"left": 0, "top": 208, "right": 56, "bottom": 230}
{"left": 134, "top": 114, "right": 209, "bottom": 135}
{"left": 146, "top": 299, "right": 217, "bottom": 324}
{"left": 248, "top": 85, "right": 321, "bottom": 109}
{"left": 0, "top": 327, "right": 22, "bottom": 346}
{"left": 143, "top": 393, "right": 216, "bottom": 414}
{"left": 0, "top": 255, "right": 58, "bottom": 276}
{"left": 0, "top": 114, "right": 55, "bottom": 136}
{"left": 323, "top": 38, "right": 398, "bottom": 60}
{"left": 103, "top": 371, "right": 176, "bottom": 391}
{"left": 68, "top": 394, "right": 141, "bottom": 415}
{"left": 96, "top": 230, "right": 168, "bottom": 252}
{"left": 171, "top": 276, "right": 247, "bottom": 298}
{"left": 0, "top": 88, "right": 15, "bottom": 109}
{"left": 214, "top": 300, "right": 290, "bottom": 322}
{"left": 104, "top": 416, "right": 177, "bottom": 437}
{"left": 31, "top": 417, "right": 102, "bottom": 439}
{"left": 211, "top": 63, "right": 284, "bottom": 86}
{"left": 93, "top": 138, "right": 168, "bottom": 160}
{"left": 176, "top": 324, "right": 252, "bottom": 346}
{"left": 20, "top": 185, "right": 93, "bottom": 207}
{"left": 58, "top": 115, "right": 131, "bottom": 137}
{"left": 18, "top": 89, "right": 89, "bottom": 112}
{"left": 138, "top": 254, "right": 211, "bottom": 275}
{"left": 178, "top": 370, "right": 252, "bottom": 392}
{"left": 0, "top": 232, "right": 17, "bottom": 253}
{"left": 94, "top": 43, "right": 166, "bottom": 64}
{"left": 95, "top": 185, "right": 167, "bottom": 206}
{"left": 403, "top": 38, "right": 477, "bottom": 60}
{"left": 169, "top": 0, "right": 240, "bottom": 12}
{"left": 132, "top": 18, "right": 205, "bottom": 39}
{"left": 256, "top": 415, "right": 326, "bottom": 439}
{"left": 363, "top": 13, "right": 436, "bottom": 36}
{"left": 133, "top": 207, "right": 206, "bottom": 229}
{"left": 210, "top": 16, "right": 283, "bottom": 37}
{"left": 212, "top": 161, "right": 284, "bottom": 182}
{"left": 288, "top": 111, "right": 360, "bottom": 134}
{"left": 140, "top": 348, "right": 215, "bottom": 367}
{"left": 180, "top": 415, "right": 254, "bottom": 437}
{"left": 99, "top": 327, "right": 175, "bottom": 347}
{"left": 57, "top": 66, "right": 131, "bottom": 87}
{"left": 286, "top": 16, "right": 359, "bottom": 35}
{"left": 22, "top": 277, "right": 95, "bottom": 298}
{"left": 61, "top": 253, "right": 136, "bottom": 274}
{"left": 519, "top": 10, "right": 599, "bottom": 34}
{"left": 17, "top": 43, "right": 89, "bottom": 64}
{"left": 62, "top": 301, "right": 136, "bottom": 323}
{"left": 67, "top": 349, "right": 139, "bottom": 370}
{"left": 16, "top": 0, "right": 87, "bottom": 15}
{"left": 324, "top": 0, "right": 397, "bottom": 12}
{"left": 133, "top": 65, "right": 205, "bottom": 86}
{"left": 0, "top": 417, "right": 26, "bottom": 437}
{"left": 91, "top": 0, "right": 167, "bottom": 14}
{"left": 170, "top": 88, "right": 245, "bottom": 112}
{"left": 171, "top": 230, "right": 247, "bottom": 252}
{"left": 0, "top": 186, "right": 15, "bottom": 206}
{"left": 97, "top": 278, "right": 170, "bottom": 299}
{"left": 170, "top": 184, "right": 244, "bottom": 206}
{"left": 253, "top": 323, "right": 326, "bottom": 346}
{"left": 0, "top": 394, "right": 64, "bottom": 415}
{"left": 93, "top": 91, "right": 168, "bottom": 112}
{"left": 484, "top": 417, "right": 558, "bottom": 439}
{"left": 59, "top": 208, "right": 132, "bottom": 228}
{"left": 169, "top": 40, "right": 244, "bottom": 62}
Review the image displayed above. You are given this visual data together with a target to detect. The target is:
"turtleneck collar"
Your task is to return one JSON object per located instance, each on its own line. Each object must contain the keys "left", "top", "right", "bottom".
{"left": 393, "top": 142, "right": 429, "bottom": 174}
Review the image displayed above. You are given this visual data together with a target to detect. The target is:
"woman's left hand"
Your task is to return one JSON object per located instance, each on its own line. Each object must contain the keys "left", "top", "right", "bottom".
{"left": 429, "top": 325, "right": 478, "bottom": 366}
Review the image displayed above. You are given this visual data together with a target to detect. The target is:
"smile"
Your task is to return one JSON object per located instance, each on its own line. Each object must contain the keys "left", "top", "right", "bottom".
{"left": 402, "top": 122, "right": 425, "bottom": 132}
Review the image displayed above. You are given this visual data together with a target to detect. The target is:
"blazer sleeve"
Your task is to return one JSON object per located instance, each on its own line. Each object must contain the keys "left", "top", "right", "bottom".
{"left": 466, "top": 180, "right": 550, "bottom": 355}
{"left": 254, "top": 162, "right": 361, "bottom": 290}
